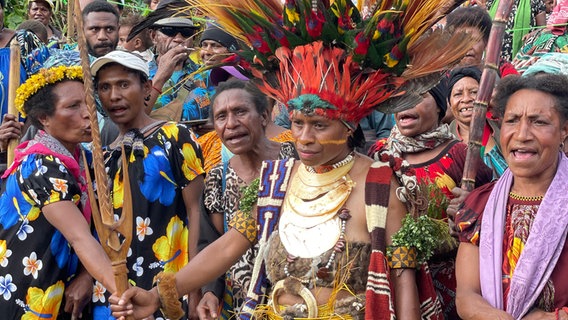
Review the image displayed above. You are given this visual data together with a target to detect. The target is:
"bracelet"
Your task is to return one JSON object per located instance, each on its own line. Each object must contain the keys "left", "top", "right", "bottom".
{"left": 152, "top": 85, "right": 163, "bottom": 95}
{"left": 388, "top": 246, "right": 418, "bottom": 269}
{"left": 153, "top": 272, "right": 184, "bottom": 320}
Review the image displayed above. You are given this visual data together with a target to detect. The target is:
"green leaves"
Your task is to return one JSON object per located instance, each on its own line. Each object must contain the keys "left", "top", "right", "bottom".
{"left": 239, "top": 178, "right": 260, "bottom": 217}
{"left": 389, "top": 214, "right": 444, "bottom": 264}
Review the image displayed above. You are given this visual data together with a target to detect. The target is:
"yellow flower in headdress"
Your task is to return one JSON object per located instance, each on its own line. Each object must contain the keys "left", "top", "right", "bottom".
{"left": 152, "top": 216, "right": 188, "bottom": 272}
{"left": 22, "top": 281, "right": 65, "bottom": 320}
{"left": 15, "top": 66, "right": 83, "bottom": 118}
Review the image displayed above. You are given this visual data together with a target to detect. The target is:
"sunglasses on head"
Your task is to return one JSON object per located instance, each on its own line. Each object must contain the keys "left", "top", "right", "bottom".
{"left": 157, "top": 26, "right": 195, "bottom": 38}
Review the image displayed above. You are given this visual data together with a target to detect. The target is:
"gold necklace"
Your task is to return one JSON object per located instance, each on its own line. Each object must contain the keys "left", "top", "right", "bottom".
{"left": 509, "top": 191, "right": 544, "bottom": 202}
{"left": 283, "top": 159, "right": 355, "bottom": 228}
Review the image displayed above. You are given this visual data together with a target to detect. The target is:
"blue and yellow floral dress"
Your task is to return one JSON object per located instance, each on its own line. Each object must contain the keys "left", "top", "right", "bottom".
{"left": 0, "top": 131, "right": 90, "bottom": 319}
{"left": 92, "top": 122, "right": 205, "bottom": 319}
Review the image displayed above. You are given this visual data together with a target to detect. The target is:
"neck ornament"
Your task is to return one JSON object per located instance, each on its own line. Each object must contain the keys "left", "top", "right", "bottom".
{"left": 305, "top": 152, "right": 355, "bottom": 174}
{"left": 278, "top": 158, "right": 355, "bottom": 258}
{"left": 283, "top": 208, "right": 352, "bottom": 284}
{"left": 285, "top": 157, "right": 355, "bottom": 227}
{"left": 509, "top": 192, "right": 544, "bottom": 202}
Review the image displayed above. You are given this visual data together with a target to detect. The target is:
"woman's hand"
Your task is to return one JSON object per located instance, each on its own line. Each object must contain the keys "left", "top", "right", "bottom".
{"left": 109, "top": 286, "right": 160, "bottom": 320}
{"left": 188, "top": 289, "right": 202, "bottom": 320}
{"left": 63, "top": 269, "right": 93, "bottom": 318}
{"left": 0, "top": 114, "right": 23, "bottom": 152}
{"left": 448, "top": 187, "right": 470, "bottom": 236}
{"left": 196, "top": 291, "right": 220, "bottom": 320}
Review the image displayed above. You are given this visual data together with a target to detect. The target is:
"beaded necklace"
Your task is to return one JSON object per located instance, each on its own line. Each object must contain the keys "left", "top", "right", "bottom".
{"left": 509, "top": 192, "right": 544, "bottom": 202}
{"left": 305, "top": 152, "right": 355, "bottom": 174}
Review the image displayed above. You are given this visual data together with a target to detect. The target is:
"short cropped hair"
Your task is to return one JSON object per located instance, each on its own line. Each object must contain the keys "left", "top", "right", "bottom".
{"left": 492, "top": 74, "right": 568, "bottom": 122}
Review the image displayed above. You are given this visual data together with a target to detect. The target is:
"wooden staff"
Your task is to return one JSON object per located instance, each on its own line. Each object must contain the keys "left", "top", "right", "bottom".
{"left": 67, "top": 0, "right": 76, "bottom": 44}
{"left": 73, "top": 0, "right": 133, "bottom": 310}
{"left": 7, "top": 38, "right": 21, "bottom": 166}
{"left": 460, "top": 0, "right": 514, "bottom": 191}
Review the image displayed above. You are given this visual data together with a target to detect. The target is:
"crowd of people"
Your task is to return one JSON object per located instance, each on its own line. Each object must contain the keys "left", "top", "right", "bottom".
{"left": 0, "top": 0, "right": 567, "bottom": 319}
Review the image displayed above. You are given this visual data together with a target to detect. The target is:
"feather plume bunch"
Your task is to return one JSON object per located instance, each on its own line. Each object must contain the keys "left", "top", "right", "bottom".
{"left": 185, "top": 0, "right": 473, "bottom": 115}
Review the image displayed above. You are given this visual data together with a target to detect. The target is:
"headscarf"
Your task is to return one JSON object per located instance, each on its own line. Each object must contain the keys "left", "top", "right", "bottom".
{"left": 447, "top": 66, "right": 482, "bottom": 100}
{"left": 429, "top": 78, "right": 448, "bottom": 121}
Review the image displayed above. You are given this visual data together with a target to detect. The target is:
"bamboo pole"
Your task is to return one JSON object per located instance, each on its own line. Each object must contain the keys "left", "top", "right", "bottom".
{"left": 7, "top": 38, "right": 21, "bottom": 166}
{"left": 460, "top": 0, "right": 514, "bottom": 191}
{"left": 73, "top": 0, "right": 133, "bottom": 310}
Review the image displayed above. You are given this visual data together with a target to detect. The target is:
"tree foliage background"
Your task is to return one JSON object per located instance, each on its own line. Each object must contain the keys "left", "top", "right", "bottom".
{"left": 5, "top": 0, "right": 149, "bottom": 31}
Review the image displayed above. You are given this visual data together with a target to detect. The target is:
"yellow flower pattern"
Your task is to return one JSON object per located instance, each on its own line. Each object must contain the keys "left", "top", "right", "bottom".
{"left": 22, "top": 281, "right": 64, "bottom": 320}
{"left": 160, "top": 122, "right": 180, "bottom": 141}
{"left": 182, "top": 143, "right": 204, "bottom": 181}
{"left": 0, "top": 240, "right": 11, "bottom": 267}
{"left": 152, "top": 216, "right": 189, "bottom": 273}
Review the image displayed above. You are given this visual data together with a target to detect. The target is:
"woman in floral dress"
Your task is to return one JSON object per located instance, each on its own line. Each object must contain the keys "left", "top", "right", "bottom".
{"left": 90, "top": 50, "right": 205, "bottom": 319}
{"left": 0, "top": 66, "right": 116, "bottom": 319}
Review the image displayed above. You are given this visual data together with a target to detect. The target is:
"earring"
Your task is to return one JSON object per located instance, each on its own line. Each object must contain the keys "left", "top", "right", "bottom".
{"left": 561, "top": 142, "right": 565, "bottom": 150}
{"left": 145, "top": 95, "right": 151, "bottom": 101}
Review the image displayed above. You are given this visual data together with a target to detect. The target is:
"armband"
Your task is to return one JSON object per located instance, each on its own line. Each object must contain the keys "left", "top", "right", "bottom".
{"left": 228, "top": 209, "right": 257, "bottom": 244}
{"left": 387, "top": 246, "right": 418, "bottom": 269}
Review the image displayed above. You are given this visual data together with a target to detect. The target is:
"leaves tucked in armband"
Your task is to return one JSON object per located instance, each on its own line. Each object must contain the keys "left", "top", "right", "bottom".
{"left": 239, "top": 178, "right": 260, "bottom": 217}
{"left": 227, "top": 178, "right": 261, "bottom": 243}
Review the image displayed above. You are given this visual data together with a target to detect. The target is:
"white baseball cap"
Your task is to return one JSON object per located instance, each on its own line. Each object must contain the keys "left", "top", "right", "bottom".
{"left": 91, "top": 50, "right": 149, "bottom": 78}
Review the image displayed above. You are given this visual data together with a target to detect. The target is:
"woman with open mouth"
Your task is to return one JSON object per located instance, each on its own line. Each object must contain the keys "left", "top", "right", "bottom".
{"left": 448, "top": 66, "right": 508, "bottom": 178}
{"left": 369, "top": 79, "right": 494, "bottom": 319}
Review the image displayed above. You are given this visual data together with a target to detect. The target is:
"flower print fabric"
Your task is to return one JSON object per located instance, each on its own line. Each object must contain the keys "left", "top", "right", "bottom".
{"left": 0, "top": 153, "right": 84, "bottom": 319}
{"left": 93, "top": 122, "right": 205, "bottom": 319}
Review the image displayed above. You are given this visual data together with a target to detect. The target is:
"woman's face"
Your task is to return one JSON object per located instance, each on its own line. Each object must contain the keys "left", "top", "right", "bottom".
{"left": 449, "top": 76, "right": 479, "bottom": 126}
{"left": 212, "top": 88, "right": 268, "bottom": 154}
{"left": 395, "top": 92, "right": 440, "bottom": 137}
{"left": 458, "top": 27, "right": 486, "bottom": 67}
{"left": 291, "top": 111, "right": 352, "bottom": 167}
{"left": 501, "top": 89, "right": 568, "bottom": 181}
{"left": 39, "top": 81, "right": 92, "bottom": 152}
{"left": 28, "top": 1, "right": 52, "bottom": 26}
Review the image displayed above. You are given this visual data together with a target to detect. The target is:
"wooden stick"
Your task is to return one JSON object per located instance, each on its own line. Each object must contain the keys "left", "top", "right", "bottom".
{"left": 74, "top": 0, "right": 133, "bottom": 311}
{"left": 461, "top": 0, "right": 514, "bottom": 191}
{"left": 67, "top": 0, "right": 76, "bottom": 44}
{"left": 7, "top": 38, "right": 21, "bottom": 166}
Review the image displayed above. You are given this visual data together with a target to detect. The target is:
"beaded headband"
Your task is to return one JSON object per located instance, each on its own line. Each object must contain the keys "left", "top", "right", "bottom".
{"left": 15, "top": 66, "right": 83, "bottom": 118}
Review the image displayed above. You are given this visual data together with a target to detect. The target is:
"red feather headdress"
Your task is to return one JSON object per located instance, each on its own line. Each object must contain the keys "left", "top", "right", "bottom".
{"left": 185, "top": 0, "right": 474, "bottom": 124}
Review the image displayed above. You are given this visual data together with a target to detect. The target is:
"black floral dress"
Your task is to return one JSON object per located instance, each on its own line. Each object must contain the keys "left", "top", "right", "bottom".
{"left": 0, "top": 132, "right": 89, "bottom": 319}
{"left": 92, "top": 122, "right": 205, "bottom": 319}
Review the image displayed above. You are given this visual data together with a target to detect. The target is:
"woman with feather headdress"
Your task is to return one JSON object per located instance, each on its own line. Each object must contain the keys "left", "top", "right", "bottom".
{"left": 108, "top": 0, "right": 476, "bottom": 319}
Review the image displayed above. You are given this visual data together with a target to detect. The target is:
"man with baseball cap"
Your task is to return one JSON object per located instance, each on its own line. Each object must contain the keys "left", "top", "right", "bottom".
{"left": 145, "top": 17, "right": 200, "bottom": 116}
{"left": 90, "top": 49, "right": 205, "bottom": 320}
